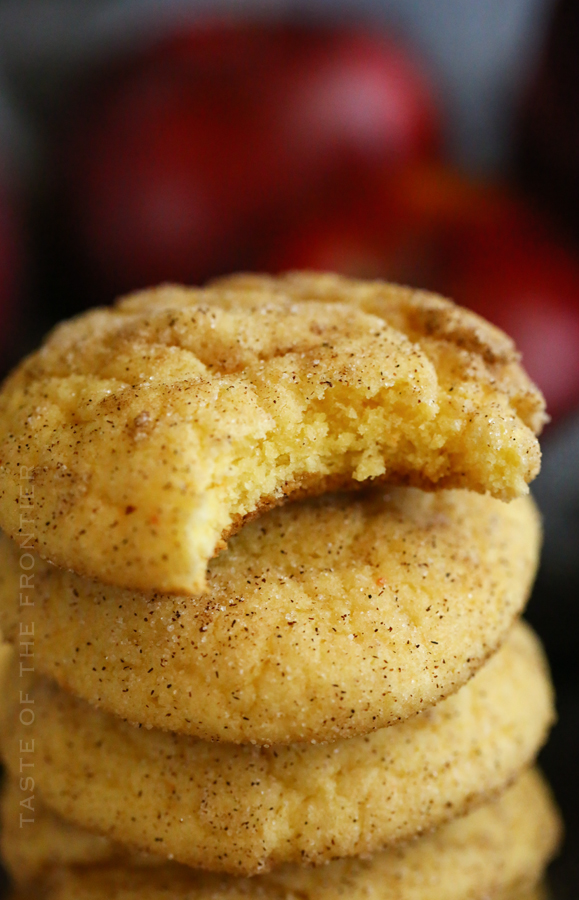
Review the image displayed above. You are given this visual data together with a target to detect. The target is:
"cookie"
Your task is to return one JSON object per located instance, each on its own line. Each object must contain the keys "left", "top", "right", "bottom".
{"left": 509, "top": 890, "right": 550, "bottom": 900}
{"left": 0, "top": 273, "right": 545, "bottom": 594}
{"left": 4, "top": 771, "right": 559, "bottom": 900}
{"left": 0, "top": 488, "right": 541, "bottom": 743}
{"left": 0, "top": 778, "right": 125, "bottom": 886}
{"left": 507, "top": 891, "right": 549, "bottom": 900}
{"left": 0, "top": 639, "right": 11, "bottom": 682}
{"left": 0, "top": 623, "right": 554, "bottom": 875}
{"left": 12, "top": 882, "right": 552, "bottom": 900}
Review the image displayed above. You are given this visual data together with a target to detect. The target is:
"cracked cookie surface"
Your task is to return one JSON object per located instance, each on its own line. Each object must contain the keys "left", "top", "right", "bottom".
{"left": 0, "top": 273, "right": 545, "bottom": 594}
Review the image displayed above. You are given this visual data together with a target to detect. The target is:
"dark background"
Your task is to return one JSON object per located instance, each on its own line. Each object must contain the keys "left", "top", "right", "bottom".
{"left": 0, "top": 0, "right": 578, "bottom": 895}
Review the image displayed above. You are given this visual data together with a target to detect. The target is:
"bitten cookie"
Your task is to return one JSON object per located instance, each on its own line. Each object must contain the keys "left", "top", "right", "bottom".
{"left": 3, "top": 771, "right": 560, "bottom": 900}
{"left": 0, "top": 488, "right": 541, "bottom": 743}
{"left": 0, "top": 273, "right": 545, "bottom": 594}
{"left": 0, "top": 624, "right": 554, "bottom": 875}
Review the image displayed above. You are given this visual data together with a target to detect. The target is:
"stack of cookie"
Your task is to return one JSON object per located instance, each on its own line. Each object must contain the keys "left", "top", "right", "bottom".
{"left": 0, "top": 273, "right": 561, "bottom": 899}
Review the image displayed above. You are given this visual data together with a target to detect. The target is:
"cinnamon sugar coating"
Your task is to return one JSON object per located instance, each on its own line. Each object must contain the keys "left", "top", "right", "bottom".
{"left": 0, "top": 273, "right": 545, "bottom": 594}
{"left": 0, "top": 624, "right": 554, "bottom": 875}
{"left": 0, "top": 489, "right": 541, "bottom": 743}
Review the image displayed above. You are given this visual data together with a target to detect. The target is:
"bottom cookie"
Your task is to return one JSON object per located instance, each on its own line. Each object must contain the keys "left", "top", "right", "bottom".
{"left": 13, "top": 877, "right": 551, "bottom": 900}
{"left": 2, "top": 769, "right": 560, "bottom": 900}
{"left": 508, "top": 889, "right": 550, "bottom": 900}
{"left": 12, "top": 886, "right": 550, "bottom": 900}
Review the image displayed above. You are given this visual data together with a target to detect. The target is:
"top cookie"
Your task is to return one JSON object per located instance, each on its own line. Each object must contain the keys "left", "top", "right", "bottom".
{"left": 0, "top": 272, "right": 545, "bottom": 594}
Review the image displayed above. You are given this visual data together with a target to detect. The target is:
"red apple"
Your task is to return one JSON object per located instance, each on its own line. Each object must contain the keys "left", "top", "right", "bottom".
{"left": 57, "top": 21, "right": 440, "bottom": 295}
{"left": 264, "top": 163, "right": 468, "bottom": 284}
{"left": 266, "top": 161, "right": 579, "bottom": 421}
{"left": 445, "top": 204, "right": 579, "bottom": 421}
{"left": 274, "top": 27, "right": 439, "bottom": 171}
{"left": 382, "top": 163, "right": 579, "bottom": 421}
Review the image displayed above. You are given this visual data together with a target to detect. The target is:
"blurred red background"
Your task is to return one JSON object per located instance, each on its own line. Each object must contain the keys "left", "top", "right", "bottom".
{"left": 2, "top": 11, "right": 579, "bottom": 425}
{"left": 0, "top": 6, "right": 579, "bottom": 897}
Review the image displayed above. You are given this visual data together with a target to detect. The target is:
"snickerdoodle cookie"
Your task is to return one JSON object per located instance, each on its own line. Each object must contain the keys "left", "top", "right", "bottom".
{"left": 0, "top": 273, "right": 545, "bottom": 594}
{"left": 0, "top": 488, "right": 540, "bottom": 743}
{"left": 0, "top": 623, "right": 554, "bottom": 875}
{"left": 0, "top": 778, "right": 125, "bottom": 886}
{"left": 3, "top": 770, "right": 559, "bottom": 900}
